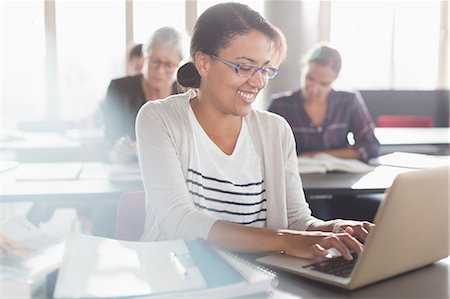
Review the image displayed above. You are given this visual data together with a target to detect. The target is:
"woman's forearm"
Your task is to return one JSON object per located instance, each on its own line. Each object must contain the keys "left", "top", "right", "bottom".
{"left": 208, "top": 219, "right": 363, "bottom": 260}
{"left": 207, "top": 220, "right": 285, "bottom": 253}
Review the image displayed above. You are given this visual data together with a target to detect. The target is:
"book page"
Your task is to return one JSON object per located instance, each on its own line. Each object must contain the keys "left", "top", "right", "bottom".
{"left": 298, "top": 157, "right": 328, "bottom": 174}
{"left": 299, "top": 154, "right": 374, "bottom": 173}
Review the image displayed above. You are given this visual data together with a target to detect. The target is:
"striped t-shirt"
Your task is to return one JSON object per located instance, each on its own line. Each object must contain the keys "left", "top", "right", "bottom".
{"left": 187, "top": 106, "right": 267, "bottom": 227}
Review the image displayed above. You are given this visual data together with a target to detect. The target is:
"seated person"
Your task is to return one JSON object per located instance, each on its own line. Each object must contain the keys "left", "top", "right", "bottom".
{"left": 126, "top": 43, "right": 144, "bottom": 76}
{"left": 136, "top": 3, "right": 373, "bottom": 260}
{"left": 268, "top": 44, "right": 379, "bottom": 161}
{"left": 103, "top": 27, "right": 186, "bottom": 163}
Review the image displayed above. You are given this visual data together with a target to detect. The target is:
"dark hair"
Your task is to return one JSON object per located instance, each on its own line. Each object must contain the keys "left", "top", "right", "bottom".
{"left": 303, "top": 44, "right": 342, "bottom": 74}
{"left": 177, "top": 2, "right": 287, "bottom": 89}
{"left": 128, "top": 44, "right": 143, "bottom": 60}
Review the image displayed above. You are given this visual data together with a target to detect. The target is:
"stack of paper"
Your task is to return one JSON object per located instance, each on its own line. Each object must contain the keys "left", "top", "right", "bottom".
{"left": 53, "top": 235, "right": 276, "bottom": 298}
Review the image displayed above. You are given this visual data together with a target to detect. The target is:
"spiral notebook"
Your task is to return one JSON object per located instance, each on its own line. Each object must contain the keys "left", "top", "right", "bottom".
{"left": 53, "top": 235, "right": 276, "bottom": 298}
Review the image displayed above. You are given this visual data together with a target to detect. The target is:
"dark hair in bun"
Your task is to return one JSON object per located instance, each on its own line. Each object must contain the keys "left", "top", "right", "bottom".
{"left": 177, "top": 62, "right": 200, "bottom": 89}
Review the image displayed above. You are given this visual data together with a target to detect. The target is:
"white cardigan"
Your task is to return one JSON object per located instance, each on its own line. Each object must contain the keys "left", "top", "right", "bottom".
{"left": 136, "top": 91, "right": 319, "bottom": 241}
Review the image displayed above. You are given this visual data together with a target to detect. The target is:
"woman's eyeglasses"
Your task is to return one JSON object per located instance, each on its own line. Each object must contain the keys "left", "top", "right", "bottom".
{"left": 147, "top": 59, "right": 178, "bottom": 72}
{"left": 210, "top": 55, "right": 278, "bottom": 79}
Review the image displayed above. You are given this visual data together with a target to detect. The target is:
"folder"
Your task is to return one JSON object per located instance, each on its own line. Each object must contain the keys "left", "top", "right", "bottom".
{"left": 53, "top": 234, "right": 276, "bottom": 298}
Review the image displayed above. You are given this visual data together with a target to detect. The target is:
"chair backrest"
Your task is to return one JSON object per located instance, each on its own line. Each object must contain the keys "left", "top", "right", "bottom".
{"left": 115, "top": 191, "right": 146, "bottom": 241}
{"left": 376, "top": 115, "right": 433, "bottom": 128}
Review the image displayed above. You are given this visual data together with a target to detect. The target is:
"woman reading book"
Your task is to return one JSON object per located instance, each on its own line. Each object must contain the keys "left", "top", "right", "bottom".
{"left": 136, "top": 2, "right": 373, "bottom": 260}
{"left": 268, "top": 44, "right": 380, "bottom": 161}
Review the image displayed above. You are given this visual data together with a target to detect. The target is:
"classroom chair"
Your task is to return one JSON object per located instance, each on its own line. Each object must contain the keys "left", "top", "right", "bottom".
{"left": 376, "top": 115, "right": 433, "bottom": 128}
{"left": 115, "top": 191, "right": 145, "bottom": 241}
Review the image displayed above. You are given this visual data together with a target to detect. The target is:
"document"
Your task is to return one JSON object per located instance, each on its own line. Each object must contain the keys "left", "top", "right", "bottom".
{"left": 298, "top": 153, "right": 374, "bottom": 174}
{"left": 372, "top": 152, "right": 450, "bottom": 169}
{"left": 54, "top": 235, "right": 276, "bottom": 298}
{"left": 15, "top": 163, "right": 83, "bottom": 181}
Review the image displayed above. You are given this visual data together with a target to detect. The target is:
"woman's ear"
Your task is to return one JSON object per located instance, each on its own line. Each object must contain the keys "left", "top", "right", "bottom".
{"left": 194, "top": 51, "right": 211, "bottom": 78}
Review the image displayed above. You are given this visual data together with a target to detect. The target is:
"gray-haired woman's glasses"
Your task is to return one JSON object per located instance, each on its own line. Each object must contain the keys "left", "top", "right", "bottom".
{"left": 210, "top": 55, "right": 278, "bottom": 79}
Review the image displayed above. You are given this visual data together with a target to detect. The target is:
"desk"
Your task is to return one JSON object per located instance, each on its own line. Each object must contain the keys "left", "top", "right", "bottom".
{"left": 1, "top": 163, "right": 410, "bottom": 202}
{"left": 375, "top": 127, "right": 450, "bottom": 155}
{"left": 301, "top": 165, "right": 412, "bottom": 196}
{"left": 375, "top": 127, "right": 450, "bottom": 145}
{"left": 1, "top": 163, "right": 143, "bottom": 204}
{"left": 274, "top": 256, "right": 449, "bottom": 298}
{"left": 1, "top": 130, "right": 106, "bottom": 162}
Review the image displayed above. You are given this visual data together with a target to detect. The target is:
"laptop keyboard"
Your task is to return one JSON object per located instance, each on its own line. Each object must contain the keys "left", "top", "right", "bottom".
{"left": 302, "top": 253, "right": 358, "bottom": 278}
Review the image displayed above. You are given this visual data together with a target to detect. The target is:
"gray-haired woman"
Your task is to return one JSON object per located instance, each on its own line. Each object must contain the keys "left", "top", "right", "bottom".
{"left": 104, "top": 27, "right": 187, "bottom": 163}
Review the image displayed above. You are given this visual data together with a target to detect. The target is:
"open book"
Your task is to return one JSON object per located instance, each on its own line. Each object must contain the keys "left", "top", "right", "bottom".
{"left": 54, "top": 235, "right": 276, "bottom": 298}
{"left": 298, "top": 153, "right": 374, "bottom": 174}
{"left": 0, "top": 217, "right": 64, "bottom": 298}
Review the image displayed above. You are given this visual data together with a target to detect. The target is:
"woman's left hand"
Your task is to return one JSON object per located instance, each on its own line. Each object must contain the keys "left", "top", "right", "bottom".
{"left": 332, "top": 220, "right": 374, "bottom": 243}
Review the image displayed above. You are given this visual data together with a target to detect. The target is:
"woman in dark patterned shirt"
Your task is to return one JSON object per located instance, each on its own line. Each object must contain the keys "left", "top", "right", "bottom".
{"left": 268, "top": 44, "right": 379, "bottom": 161}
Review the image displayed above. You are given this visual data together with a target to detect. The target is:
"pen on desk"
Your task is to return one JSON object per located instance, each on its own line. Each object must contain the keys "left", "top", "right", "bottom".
{"left": 170, "top": 251, "right": 188, "bottom": 278}
{"left": 75, "top": 163, "right": 84, "bottom": 179}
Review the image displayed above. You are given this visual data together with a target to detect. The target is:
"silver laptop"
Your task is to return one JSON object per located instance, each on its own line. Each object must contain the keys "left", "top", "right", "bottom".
{"left": 257, "top": 166, "right": 449, "bottom": 290}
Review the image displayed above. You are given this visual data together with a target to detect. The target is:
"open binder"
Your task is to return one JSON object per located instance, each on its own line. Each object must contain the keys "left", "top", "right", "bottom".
{"left": 53, "top": 235, "right": 276, "bottom": 298}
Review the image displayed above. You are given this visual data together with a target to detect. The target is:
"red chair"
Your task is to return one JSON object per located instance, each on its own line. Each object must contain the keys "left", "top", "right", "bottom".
{"left": 115, "top": 191, "right": 146, "bottom": 241}
{"left": 376, "top": 115, "right": 433, "bottom": 128}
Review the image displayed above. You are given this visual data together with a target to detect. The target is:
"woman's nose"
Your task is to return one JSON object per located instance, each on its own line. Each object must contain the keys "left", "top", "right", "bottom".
{"left": 248, "top": 70, "right": 266, "bottom": 89}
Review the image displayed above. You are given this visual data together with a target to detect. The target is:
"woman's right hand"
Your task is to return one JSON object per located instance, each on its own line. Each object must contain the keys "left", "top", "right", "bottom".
{"left": 279, "top": 230, "right": 364, "bottom": 260}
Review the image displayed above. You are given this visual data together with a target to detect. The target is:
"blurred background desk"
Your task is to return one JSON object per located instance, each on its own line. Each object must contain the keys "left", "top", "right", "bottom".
{"left": 1, "top": 130, "right": 106, "bottom": 162}
{"left": 1, "top": 162, "right": 142, "bottom": 204}
{"left": 301, "top": 166, "right": 412, "bottom": 197}
{"left": 375, "top": 127, "right": 450, "bottom": 155}
{"left": 301, "top": 165, "right": 413, "bottom": 222}
{"left": 1, "top": 162, "right": 143, "bottom": 237}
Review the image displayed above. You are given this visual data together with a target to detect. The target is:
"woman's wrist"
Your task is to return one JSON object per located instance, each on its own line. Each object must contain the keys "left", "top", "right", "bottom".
{"left": 274, "top": 231, "right": 287, "bottom": 254}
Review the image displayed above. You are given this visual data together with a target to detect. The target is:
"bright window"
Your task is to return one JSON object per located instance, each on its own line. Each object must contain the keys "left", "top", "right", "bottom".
{"left": 329, "top": 1, "right": 443, "bottom": 90}
{"left": 133, "top": 1, "right": 185, "bottom": 46}
{"left": 1, "top": 1, "right": 46, "bottom": 130}
{"left": 55, "top": 1, "right": 125, "bottom": 121}
{"left": 197, "top": 1, "right": 265, "bottom": 18}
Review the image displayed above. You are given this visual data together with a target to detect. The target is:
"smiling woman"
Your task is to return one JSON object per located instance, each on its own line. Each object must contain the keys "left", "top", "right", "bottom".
{"left": 136, "top": 2, "right": 374, "bottom": 261}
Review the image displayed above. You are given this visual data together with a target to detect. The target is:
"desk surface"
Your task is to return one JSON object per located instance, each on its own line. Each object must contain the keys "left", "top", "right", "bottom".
{"left": 1, "top": 163, "right": 142, "bottom": 204}
{"left": 301, "top": 165, "right": 413, "bottom": 196}
{"left": 1, "top": 130, "right": 106, "bottom": 162}
{"left": 2, "top": 163, "right": 412, "bottom": 203}
{"left": 375, "top": 127, "right": 450, "bottom": 145}
{"left": 274, "top": 256, "right": 449, "bottom": 298}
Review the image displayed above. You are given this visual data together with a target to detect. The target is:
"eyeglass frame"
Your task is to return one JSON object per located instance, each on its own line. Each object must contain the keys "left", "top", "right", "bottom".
{"left": 146, "top": 58, "right": 179, "bottom": 72}
{"left": 210, "top": 55, "right": 278, "bottom": 79}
